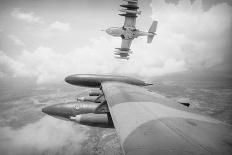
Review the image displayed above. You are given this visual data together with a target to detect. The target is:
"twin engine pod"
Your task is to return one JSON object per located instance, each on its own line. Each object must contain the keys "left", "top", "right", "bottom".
{"left": 42, "top": 101, "right": 113, "bottom": 128}
{"left": 70, "top": 113, "right": 113, "bottom": 128}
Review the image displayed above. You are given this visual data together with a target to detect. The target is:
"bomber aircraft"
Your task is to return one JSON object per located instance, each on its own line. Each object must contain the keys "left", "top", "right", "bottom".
{"left": 104, "top": 0, "right": 158, "bottom": 60}
{"left": 42, "top": 74, "right": 232, "bottom": 155}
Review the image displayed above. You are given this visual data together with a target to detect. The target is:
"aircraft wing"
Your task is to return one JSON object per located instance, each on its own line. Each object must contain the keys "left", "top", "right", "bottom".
{"left": 101, "top": 82, "right": 232, "bottom": 155}
{"left": 120, "top": 38, "right": 133, "bottom": 50}
{"left": 114, "top": 39, "right": 133, "bottom": 59}
{"left": 124, "top": 16, "right": 136, "bottom": 28}
{"left": 120, "top": 0, "right": 139, "bottom": 28}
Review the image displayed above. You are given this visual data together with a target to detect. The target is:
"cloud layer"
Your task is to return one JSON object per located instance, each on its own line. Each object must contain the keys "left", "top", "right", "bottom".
{"left": 48, "top": 21, "right": 72, "bottom": 31}
{"left": 1, "top": 0, "right": 232, "bottom": 84}
{"left": 11, "top": 9, "right": 44, "bottom": 24}
{"left": 0, "top": 116, "right": 88, "bottom": 155}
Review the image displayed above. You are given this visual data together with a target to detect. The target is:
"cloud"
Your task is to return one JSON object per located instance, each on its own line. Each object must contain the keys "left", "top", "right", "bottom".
{"left": 48, "top": 21, "right": 72, "bottom": 31}
{"left": 11, "top": 9, "right": 44, "bottom": 24}
{"left": 150, "top": 0, "right": 232, "bottom": 69}
{"left": 0, "top": 116, "right": 88, "bottom": 155}
{"left": 8, "top": 35, "right": 25, "bottom": 46}
{"left": 1, "top": 0, "right": 231, "bottom": 83}
{"left": 0, "top": 51, "right": 27, "bottom": 77}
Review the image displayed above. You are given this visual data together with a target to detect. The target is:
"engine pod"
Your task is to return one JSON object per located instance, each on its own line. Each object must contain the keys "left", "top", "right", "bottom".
{"left": 70, "top": 113, "right": 114, "bottom": 128}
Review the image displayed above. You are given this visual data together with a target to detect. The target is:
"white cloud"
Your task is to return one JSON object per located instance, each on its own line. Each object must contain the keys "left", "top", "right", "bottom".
{"left": 0, "top": 51, "right": 28, "bottom": 77}
{"left": 48, "top": 21, "right": 72, "bottom": 31}
{"left": 0, "top": 116, "right": 88, "bottom": 155}
{"left": 11, "top": 9, "right": 44, "bottom": 24}
{"left": 8, "top": 35, "right": 25, "bottom": 46}
{"left": 150, "top": 0, "right": 232, "bottom": 69}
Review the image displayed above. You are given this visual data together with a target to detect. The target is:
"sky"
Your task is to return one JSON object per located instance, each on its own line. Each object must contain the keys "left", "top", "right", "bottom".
{"left": 0, "top": 0, "right": 232, "bottom": 84}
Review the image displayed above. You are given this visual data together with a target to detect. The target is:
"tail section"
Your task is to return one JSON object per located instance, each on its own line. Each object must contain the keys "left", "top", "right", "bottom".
{"left": 147, "top": 35, "right": 154, "bottom": 43}
{"left": 147, "top": 21, "right": 158, "bottom": 43}
{"left": 148, "top": 21, "right": 158, "bottom": 33}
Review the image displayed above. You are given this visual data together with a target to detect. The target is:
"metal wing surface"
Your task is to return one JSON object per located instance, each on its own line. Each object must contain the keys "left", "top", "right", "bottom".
{"left": 124, "top": 16, "right": 136, "bottom": 28}
{"left": 101, "top": 82, "right": 232, "bottom": 155}
{"left": 122, "top": 1, "right": 138, "bottom": 28}
{"left": 121, "top": 39, "right": 133, "bottom": 50}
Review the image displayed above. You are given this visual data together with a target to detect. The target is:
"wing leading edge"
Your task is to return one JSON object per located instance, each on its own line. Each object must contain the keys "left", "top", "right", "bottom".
{"left": 101, "top": 82, "right": 232, "bottom": 155}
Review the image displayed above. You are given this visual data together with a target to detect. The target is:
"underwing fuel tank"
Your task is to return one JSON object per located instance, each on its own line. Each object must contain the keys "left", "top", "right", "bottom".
{"left": 65, "top": 74, "right": 152, "bottom": 87}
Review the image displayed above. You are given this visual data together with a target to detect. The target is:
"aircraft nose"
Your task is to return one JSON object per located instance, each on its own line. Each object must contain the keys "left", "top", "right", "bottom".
{"left": 42, "top": 106, "right": 50, "bottom": 114}
{"left": 65, "top": 76, "right": 73, "bottom": 84}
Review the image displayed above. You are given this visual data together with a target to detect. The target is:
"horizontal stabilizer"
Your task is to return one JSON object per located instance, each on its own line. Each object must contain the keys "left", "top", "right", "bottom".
{"left": 147, "top": 35, "right": 154, "bottom": 43}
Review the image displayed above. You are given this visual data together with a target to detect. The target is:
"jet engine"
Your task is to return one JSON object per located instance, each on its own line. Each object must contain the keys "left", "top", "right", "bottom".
{"left": 70, "top": 113, "right": 114, "bottom": 128}
{"left": 42, "top": 99, "right": 112, "bottom": 128}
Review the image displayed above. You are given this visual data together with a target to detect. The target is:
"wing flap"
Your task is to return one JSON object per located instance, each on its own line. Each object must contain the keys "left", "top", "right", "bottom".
{"left": 101, "top": 82, "right": 232, "bottom": 155}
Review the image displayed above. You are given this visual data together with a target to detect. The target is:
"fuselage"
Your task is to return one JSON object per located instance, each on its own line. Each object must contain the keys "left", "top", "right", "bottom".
{"left": 106, "top": 27, "right": 152, "bottom": 40}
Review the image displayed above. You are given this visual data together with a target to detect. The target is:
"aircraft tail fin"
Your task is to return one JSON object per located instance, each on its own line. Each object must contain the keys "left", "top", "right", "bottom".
{"left": 147, "top": 21, "right": 158, "bottom": 43}
{"left": 148, "top": 21, "right": 158, "bottom": 33}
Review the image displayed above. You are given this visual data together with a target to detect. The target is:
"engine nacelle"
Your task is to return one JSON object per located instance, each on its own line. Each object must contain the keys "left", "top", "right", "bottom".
{"left": 70, "top": 113, "right": 114, "bottom": 128}
{"left": 42, "top": 101, "right": 99, "bottom": 119}
{"left": 89, "top": 89, "right": 103, "bottom": 96}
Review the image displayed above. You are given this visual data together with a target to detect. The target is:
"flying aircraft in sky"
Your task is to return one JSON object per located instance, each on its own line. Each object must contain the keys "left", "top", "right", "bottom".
{"left": 104, "top": 0, "right": 158, "bottom": 60}
{"left": 42, "top": 74, "right": 232, "bottom": 155}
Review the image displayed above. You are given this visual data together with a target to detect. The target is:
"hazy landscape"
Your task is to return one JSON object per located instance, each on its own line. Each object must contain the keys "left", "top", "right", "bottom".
{"left": 0, "top": 71, "right": 231, "bottom": 155}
